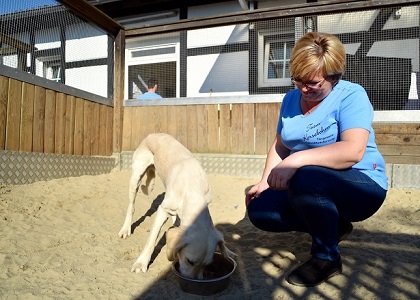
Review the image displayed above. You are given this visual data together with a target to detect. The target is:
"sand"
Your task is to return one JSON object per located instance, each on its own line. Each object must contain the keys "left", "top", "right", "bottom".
{"left": 0, "top": 170, "right": 419, "bottom": 299}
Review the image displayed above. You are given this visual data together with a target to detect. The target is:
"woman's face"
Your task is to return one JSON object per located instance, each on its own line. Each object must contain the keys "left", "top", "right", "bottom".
{"left": 293, "top": 73, "right": 333, "bottom": 102}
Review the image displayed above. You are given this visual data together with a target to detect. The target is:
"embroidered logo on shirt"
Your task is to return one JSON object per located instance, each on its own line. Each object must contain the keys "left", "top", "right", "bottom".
{"left": 303, "top": 122, "right": 336, "bottom": 144}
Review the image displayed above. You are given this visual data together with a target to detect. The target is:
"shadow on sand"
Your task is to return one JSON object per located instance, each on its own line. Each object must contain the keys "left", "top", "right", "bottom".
{"left": 128, "top": 189, "right": 419, "bottom": 300}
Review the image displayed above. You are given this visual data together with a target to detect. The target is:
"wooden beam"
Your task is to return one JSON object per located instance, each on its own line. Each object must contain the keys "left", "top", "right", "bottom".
{"left": 0, "top": 33, "right": 37, "bottom": 53}
{"left": 0, "top": 48, "right": 19, "bottom": 56}
{"left": 126, "top": 0, "right": 420, "bottom": 37}
{"left": 57, "top": 0, "right": 124, "bottom": 37}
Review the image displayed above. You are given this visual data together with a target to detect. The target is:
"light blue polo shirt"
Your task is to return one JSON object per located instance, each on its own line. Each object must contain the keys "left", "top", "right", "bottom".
{"left": 277, "top": 80, "right": 388, "bottom": 190}
{"left": 137, "top": 92, "right": 162, "bottom": 100}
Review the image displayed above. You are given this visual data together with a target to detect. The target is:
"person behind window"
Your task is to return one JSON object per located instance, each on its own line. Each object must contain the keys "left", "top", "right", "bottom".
{"left": 137, "top": 78, "right": 162, "bottom": 100}
{"left": 245, "top": 32, "right": 388, "bottom": 287}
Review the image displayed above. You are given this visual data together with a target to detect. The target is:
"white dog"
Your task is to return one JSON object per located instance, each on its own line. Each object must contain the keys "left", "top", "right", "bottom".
{"left": 118, "top": 133, "right": 235, "bottom": 279}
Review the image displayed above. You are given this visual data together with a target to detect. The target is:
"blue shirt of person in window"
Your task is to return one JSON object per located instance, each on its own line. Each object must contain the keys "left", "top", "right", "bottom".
{"left": 137, "top": 78, "right": 162, "bottom": 99}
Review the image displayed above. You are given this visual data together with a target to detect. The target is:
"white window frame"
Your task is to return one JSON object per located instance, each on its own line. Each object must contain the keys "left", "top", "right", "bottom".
{"left": 128, "top": 44, "right": 177, "bottom": 63}
{"left": 258, "top": 29, "right": 294, "bottom": 88}
{"left": 44, "top": 62, "right": 61, "bottom": 82}
{"left": 125, "top": 42, "right": 180, "bottom": 99}
{"left": 37, "top": 56, "right": 61, "bottom": 82}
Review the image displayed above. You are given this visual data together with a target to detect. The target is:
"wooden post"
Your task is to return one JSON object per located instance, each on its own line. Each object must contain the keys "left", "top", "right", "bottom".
{"left": 113, "top": 29, "right": 125, "bottom": 154}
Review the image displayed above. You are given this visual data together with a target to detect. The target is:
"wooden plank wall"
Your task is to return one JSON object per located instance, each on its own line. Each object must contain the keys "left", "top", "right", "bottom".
{"left": 122, "top": 103, "right": 281, "bottom": 155}
{"left": 123, "top": 105, "right": 420, "bottom": 165}
{"left": 1, "top": 73, "right": 418, "bottom": 165}
{"left": 0, "top": 75, "right": 113, "bottom": 156}
{"left": 374, "top": 123, "right": 420, "bottom": 164}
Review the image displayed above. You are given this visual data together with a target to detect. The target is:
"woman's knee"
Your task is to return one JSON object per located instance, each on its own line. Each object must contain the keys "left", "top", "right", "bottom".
{"left": 246, "top": 208, "right": 270, "bottom": 231}
{"left": 289, "top": 166, "right": 326, "bottom": 191}
{"left": 246, "top": 189, "right": 296, "bottom": 232}
{"left": 246, "top": 196, "right": 270, "bottom": 229}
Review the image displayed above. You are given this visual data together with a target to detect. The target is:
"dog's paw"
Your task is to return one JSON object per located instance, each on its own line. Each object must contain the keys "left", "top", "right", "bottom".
{"left": 118, "top": 227, "right": 131, "bottom": 239}
{"left": 131, "top": 261, "right": 148, "bottom": 273}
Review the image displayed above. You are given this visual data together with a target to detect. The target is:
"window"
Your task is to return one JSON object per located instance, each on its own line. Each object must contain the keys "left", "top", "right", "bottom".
{"left": 44, "top": 62, "right": 61, "bottom": 82}
{"left": 126, "top": 41, "right": 179, "bottom": 99}
{"left": 128, "top": 62, "right": 176, "bottom": 98}
{"left": 266, "top": 38, "right": 294, "bottom": 80}
{"left": 258, "top": 29, "right": 294, "bottom": 88}
{"left": 35, "top": 55, "right": 62, "bottom": 83}
{"left": 131, "top": 46, "right": 176, "bottom": 58}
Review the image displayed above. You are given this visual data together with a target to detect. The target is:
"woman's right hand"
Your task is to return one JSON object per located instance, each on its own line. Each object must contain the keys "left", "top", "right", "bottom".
{"left": 245, "top": 180, "right": 269, "bottom": 207}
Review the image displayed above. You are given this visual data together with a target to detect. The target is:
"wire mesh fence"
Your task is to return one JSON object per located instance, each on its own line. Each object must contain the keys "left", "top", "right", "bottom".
{"left": 1, "top": 1, "right": 419, "bottom": 110}
{"left": 126, "top": 4, "right": 419, "bottom": 110}
{"left": 0, "top": 0, "right": 113, "bottom": 98}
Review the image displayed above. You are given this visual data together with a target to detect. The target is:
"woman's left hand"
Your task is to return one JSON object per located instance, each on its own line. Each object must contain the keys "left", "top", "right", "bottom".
{"left": 267, "top": 163, "right": 297, "bottom": 190}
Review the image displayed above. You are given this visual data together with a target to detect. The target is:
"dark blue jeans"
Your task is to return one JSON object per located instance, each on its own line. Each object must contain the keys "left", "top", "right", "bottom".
{"left": 247, "top": 166, "right": 387, "bottom": 261}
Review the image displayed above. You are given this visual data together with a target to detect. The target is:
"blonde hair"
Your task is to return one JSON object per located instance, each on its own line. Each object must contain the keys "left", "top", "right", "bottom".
{"left": 289, "top": 32, "right": 346, "bottom": 81}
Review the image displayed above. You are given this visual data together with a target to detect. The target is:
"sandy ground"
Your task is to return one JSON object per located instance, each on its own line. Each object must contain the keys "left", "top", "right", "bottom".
{"left": 0, "top": 170, "right": 419, "bottom": 300}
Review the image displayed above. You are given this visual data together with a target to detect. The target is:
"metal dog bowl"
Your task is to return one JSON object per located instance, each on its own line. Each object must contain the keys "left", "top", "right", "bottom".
{"left": 172, "top": 252, "right": 236, "bottom": 296}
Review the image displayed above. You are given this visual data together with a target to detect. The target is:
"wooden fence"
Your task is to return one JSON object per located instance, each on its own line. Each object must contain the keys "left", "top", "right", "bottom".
{"left": 373, "top": 123, "right": 420, "bottom": 164}
{"left": 0, "top": 75, "right": 114, "bottom": 156}
{"left": 122, "top": 104, "right": 420, "bottom": 165}
{"left": 1, "top": 72, "right": 418, "bottom": 166}
{"left": 122, "top": 103, "right": 279, "bottom": 155}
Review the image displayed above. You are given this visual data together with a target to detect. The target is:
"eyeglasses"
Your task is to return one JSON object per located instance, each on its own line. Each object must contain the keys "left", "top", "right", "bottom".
{"left": 292, "top": 77, "right": 326, "bottom": 89}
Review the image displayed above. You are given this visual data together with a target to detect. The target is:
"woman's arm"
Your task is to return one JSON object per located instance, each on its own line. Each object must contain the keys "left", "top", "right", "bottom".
{"left": 286, "top": 128, "right": 368, "bottom": 169}
{"left": 260, "top": 134, "right": 289, "bottom": 182}
{"left": 245, "top": 134, "right": 290, "bottom": 205}
{"left": 267, "top": 128, "right": 369, "bottom": 190}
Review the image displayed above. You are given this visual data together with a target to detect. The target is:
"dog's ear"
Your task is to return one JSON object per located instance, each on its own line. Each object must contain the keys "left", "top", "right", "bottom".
{"left": 213, "top": 228, "right": 237, "bottom": 259}
{"left": 217, "top": 241, "right": 237, "bottom": 259}
{"left": 166, "top": 227, "right": 186, "bottom": 261}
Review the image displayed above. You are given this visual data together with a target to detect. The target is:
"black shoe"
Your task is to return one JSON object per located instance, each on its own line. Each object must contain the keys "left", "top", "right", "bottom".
{"left": 286, "top": 256, "right": 342, "bottom": 287}
{"left": 339, "top": 222, "right": 353, "bottom": 242}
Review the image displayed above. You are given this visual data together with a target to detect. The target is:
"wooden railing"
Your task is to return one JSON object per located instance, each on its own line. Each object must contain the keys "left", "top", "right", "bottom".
{"left": 1, "top": 73, "right": 418, "bottom": 165}
{"left": 123, "top": 103, "right": 280, "bottom": 155}
{"left": 373, "top": 123, "right": 420, "bottom": 164}
{"left": 0, "top": 75, "right": 114, "bottom": 156}
{"left": 122, "top": 98, "right": 420, "bottom": 165}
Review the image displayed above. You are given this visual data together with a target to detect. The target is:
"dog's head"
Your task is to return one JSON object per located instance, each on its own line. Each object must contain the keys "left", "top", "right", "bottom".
{"left": 166, "top": 226, "right": 233, "bottom": 279}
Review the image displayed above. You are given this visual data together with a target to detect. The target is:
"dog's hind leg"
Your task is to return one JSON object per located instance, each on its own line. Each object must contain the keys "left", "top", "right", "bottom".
{"left": 118, "top": 150, "right": 153, "bottom": 239}
{"left": 140, "top": 165, "right": 155, "bottom": 195}
{"left": 131, "top": 205, "right": 170, "bottom": 273}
